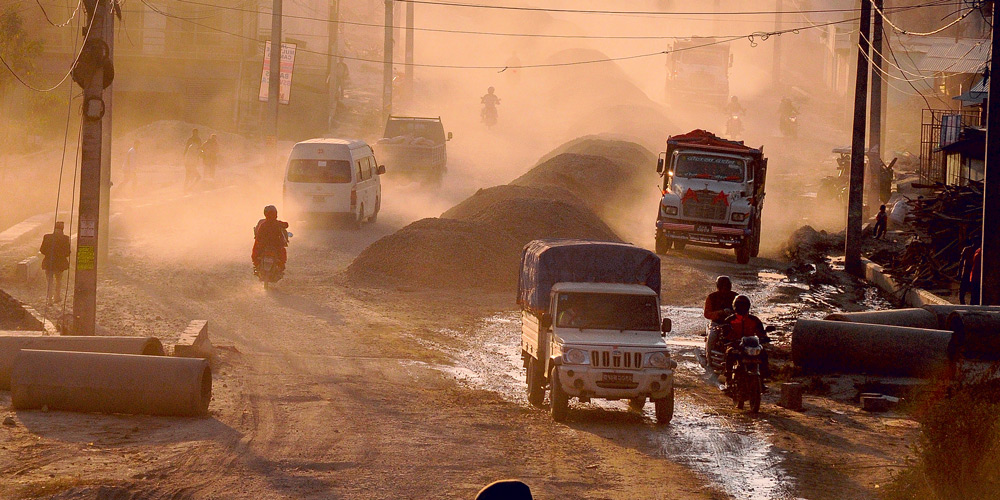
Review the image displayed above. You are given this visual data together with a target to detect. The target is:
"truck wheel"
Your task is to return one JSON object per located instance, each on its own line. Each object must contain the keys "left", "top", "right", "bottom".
{"left": 655, "top": 234, "right": 671, "bottom": 255}
{"left": 525, "top": 357, "right": 545, "bottom": 408}
{"left": 673, "top": 240, "right": 686, "bottom": 251}
{"left": 735, "top": 242, "right": 751, "bottom": 264}
{"left": 550, "top": 372, "right": 569, "bottom": 422}
{"left": 750, "top": 218, "right": 761, "bottom": 257}
{"left": 654, "top": 387, "right": 675, "bottom": 424}
{"left": 628, "top": 396, "right": 646, "bottom": 413}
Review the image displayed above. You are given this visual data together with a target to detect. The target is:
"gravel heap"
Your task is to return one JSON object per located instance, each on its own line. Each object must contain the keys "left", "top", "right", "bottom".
{"left": 346, "top": 138, "right": 655, "bottom": 290}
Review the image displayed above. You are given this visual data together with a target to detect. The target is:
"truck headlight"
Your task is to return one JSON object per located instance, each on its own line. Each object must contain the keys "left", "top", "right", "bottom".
{"left": 731, "top": 212, "right": 748, "bottom": 222}
{"left": 662, "top": 205, "right": 678, "bottom": 216}
{"left": 647, "top": 352, "right": 670, "bottom": 368}
{"left": 563, "top": 348, "right": 588, "bottom": 365}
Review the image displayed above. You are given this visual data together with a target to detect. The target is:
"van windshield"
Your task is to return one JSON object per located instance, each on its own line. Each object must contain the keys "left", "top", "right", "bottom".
{"left": 555, "top": 292, "right": 659, "bottom": 331}
{"left": 674, "top": 154, "right": 745, "bottom": 182}
{"left": 287, "top": 159, "right": 352, "bottom": 183}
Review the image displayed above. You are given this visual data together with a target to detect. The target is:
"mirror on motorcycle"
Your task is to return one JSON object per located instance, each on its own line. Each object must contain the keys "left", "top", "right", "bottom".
{"left": 661, "top": 318, "right": 672, "bottom": 335}
{"left": 377, "top": 164, "right": 386, "bottom": 175}
{"left": 656, "top": 158, "right": 664, "bottom": 174}
{"left": 286, "top": 231, "right": 294, "bottom": 239}
{"left": 447, "top": 132, "right": 453, "bottom": 141}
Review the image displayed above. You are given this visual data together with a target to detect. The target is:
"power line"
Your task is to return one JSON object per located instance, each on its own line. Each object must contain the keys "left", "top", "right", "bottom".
{"left": 0, "top": 0, "right": 100, "bottom": 92}
{"left": 34, "top": 0, "right": 83, "bottom": 27}
{"left": 873, "top": 0, "right": 978, "bottom": 36}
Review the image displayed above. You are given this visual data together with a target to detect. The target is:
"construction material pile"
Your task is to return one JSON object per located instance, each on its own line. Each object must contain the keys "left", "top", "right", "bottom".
{"left": 345, "top": 139, "right": 653, "bottom": 290}
{"left": 877, "top": 182, "right": 983, "bottom": 290}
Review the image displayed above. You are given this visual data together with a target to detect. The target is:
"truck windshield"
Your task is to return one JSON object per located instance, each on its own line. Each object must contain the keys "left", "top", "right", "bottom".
{"left": 555, "top": 293, "right": 659, "bottom": 331}
{"left": 287, "top": 159, "right": 352, "bottom": 183}
{"left": 384, "top": 120, "right": 445, "bottom": 143}
{"left": 674, "top": 154, "right": 744, "bottom": 182}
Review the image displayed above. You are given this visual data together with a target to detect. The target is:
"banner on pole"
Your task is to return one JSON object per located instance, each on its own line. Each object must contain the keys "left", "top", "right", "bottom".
{"left": 259, "top": 41, "right": 297, "bottom": 105}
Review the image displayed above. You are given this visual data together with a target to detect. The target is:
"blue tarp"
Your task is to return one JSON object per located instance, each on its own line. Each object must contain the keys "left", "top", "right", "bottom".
{"left": 517, "top": 239, "right": 661, "bottom": 314}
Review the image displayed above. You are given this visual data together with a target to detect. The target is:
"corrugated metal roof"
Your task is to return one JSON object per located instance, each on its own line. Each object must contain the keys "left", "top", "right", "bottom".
{"left": 914, "top": 37, "right": 990, "bottom": 73}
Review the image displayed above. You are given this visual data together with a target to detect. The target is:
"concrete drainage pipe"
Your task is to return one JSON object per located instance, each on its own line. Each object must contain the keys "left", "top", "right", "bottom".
{"left": 0, "top": 336, "right": 164, "bottom": 390}
{"left": 11, "top": 350, "right": 211, "bottom": 417}
{"left": 824, "top": 308, "right": 938, "bottom": 330}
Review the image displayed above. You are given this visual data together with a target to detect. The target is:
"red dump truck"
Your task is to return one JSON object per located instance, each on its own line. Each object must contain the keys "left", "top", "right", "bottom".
{"left": 654, "top": 130, "right": 767, "bottom": 264}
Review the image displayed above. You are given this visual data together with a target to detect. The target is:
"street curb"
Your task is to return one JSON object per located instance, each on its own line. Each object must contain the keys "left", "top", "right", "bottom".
{"left": 862, "top": 258, "right": 952, "bottom": 308}
{"left": 0, "top": 213, "right": 54, "bottom": 251}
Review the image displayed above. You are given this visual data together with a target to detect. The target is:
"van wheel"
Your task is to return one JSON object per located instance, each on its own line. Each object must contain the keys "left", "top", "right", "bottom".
{"left": 354, "top": 205, "right": 364, "bottom": 230}
{"left": 550, "top": 371, "right": 569, "bottom": 422}
{"left": 370, "top": 197, "right": 380, "bottom": 223}
{"left": 654, "top": 386, "right": 675, "bottom": 424}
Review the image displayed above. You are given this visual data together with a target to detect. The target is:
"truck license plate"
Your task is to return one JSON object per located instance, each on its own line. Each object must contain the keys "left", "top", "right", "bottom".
{"left": 695, "top": 224, "right": 712, "bottom": 233}
{"left": 602, "top": 372, "right": 633, "bottom": 384}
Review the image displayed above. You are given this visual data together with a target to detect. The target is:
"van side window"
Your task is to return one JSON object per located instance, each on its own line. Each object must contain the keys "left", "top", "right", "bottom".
{"left": 356, "top": 160, "right": 364, "bottom": 181}
{"left": 365, "top": 157, "right": 374, "bottom": 180}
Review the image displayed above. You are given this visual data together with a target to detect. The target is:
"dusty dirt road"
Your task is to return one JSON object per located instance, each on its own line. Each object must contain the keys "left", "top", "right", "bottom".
{"left": 0, "top": 185, "right": 917, "bottom": 500}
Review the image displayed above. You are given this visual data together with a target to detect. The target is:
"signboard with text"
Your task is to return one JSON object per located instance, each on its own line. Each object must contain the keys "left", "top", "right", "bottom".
{"left": 259, "top": 41, "right": 296, "bottom": 105}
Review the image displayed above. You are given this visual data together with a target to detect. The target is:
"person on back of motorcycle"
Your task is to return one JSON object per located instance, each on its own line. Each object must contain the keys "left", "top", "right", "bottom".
{"left": 704, "top": 276, "right": 737, "bottom": 365}
{"left": 722, "top": 295, "right": 771, "bottom": 386}
{"left": 252, "top": 205, "right": 289, "bottom": 276}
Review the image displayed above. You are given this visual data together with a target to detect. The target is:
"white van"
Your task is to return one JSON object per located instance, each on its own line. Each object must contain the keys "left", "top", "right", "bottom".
{"left": 283, "top": 138, "right": 384, "bottom": 228}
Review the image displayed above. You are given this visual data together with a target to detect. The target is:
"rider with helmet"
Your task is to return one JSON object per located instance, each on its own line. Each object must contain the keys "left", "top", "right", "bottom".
{"left": 481, "top": 86, "right": 500, "bottom": 123}
{"left": 722, "top": 295, "right": 771, "bottom": 384}
{"left": 252, "top": 205, "right": 290, "bottom": 276}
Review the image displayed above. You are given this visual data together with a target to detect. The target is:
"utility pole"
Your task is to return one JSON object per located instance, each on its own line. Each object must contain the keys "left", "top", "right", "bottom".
{"left": 981, "top": 3, "right": 1000, "bottom": 305}
{"left": 404, "top": 0, "right": 414, "bottom": 100}
{"left": 267, "top": 0, "right": 282, "bottom": 172}
{"left": 73, "top": 0, "right": 112, "bottom": 335}
{"left": 772, "top": 0, "right": 782, "bottom": 86}
{"left": 845, "top": 0, "right": 872, "bottom": 276}
{"left": 383, "top": 0, "right": 394, "bottom": 119}
{"left": 867, "top": 0, "right": 884, "bottom": 216}
{"left": 98, "top": 3, "right": 114, "bottom": 269}
{"left": 327, "top": 0, "right": 340, "bottom": 130}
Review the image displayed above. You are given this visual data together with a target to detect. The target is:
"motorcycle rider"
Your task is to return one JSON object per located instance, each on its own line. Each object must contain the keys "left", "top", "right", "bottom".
{"left": 778, "top": 97, "right": 798, "bottom": 135}
{"left": 252, "top": 205, "right": 290, "bottom": 277}
{"left": 722, "top": 295, "right": 771, "bottom": 386}
{"left": 724, "top": 96, "right": 745, "bottom": 116}
{"left": 704, "top": 276, "right": 737, "bottom": 368}
{"left": 481, "top": 86, "right": 500, "bottom": 123}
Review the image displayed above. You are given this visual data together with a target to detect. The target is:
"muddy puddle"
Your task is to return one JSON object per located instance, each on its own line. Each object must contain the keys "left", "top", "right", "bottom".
{"left": 408, "top": 265, "right": 891, "bottom": 499}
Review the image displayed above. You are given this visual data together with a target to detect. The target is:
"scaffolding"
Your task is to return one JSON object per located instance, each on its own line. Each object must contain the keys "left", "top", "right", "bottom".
{"left": 920, "top": 108, "right": 982, "bottom": 183}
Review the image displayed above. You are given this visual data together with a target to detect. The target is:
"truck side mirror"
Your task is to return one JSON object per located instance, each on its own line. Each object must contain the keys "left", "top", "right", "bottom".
{"left": 377, "top": 164, "right": 386, "bottom": 175}
{"left": 661, "top": 318, "right": 672, "bottom": 335}
{"left": 657, "top": 158, "right": 664, "bottom": 174}
{"left": 447, "top": 132, "right": 453, "bottom": 141}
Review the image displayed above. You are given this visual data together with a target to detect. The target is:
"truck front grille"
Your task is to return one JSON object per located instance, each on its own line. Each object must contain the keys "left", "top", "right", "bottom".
{"left": 682, "top": 197, "right": 727, "bottom": 221}
{"left": 591, "top": 351, "right": 642, "bottom": 370}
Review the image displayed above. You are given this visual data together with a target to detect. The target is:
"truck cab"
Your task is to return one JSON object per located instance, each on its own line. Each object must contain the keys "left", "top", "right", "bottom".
{"left": 518, "top": 240, "right": 676, "bottom": 424}
{"left": 655, "top": 130, "right": 767, "bottom": 264}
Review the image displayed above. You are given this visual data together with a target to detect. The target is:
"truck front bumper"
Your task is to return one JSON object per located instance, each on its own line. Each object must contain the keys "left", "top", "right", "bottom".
{"left": 554, "top": 365, "right": 674, "bottom": 400}
{"left": 656, "top": 219, "right": 748, "bottom": 246}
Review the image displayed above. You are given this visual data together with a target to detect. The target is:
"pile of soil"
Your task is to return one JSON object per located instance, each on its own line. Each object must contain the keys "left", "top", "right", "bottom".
{"left": 441, "top": 185, "right": 582, "bottom": 220}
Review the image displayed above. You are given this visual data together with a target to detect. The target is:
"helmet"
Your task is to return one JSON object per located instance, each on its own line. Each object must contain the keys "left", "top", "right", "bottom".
{"left": 733, "top": 295, "right": 751, "bottom": 315}
{"left": 488, "top": 86, "right": 495, "bottom": 94}
{"left": 716, "top": 275, "right": 732, "bottom": 291}
{"left": 264, "top": 205, "right": 278, "bottom": 219}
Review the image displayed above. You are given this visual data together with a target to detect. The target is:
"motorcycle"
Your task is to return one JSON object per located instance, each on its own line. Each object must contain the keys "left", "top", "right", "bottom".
{"left": 481, "top": 104, "right": 498, "bottom": 128}
{"left": 726, "top": 114, "right": 743, "bottom": 138}
{"left": 255, "top": 231, "right": 292, "bottom": 290}
{"left": 729, "top": 334, "right": 766, "bottom": 412}
{"left": 780, "top": 113, "right": 798, "bottom": 138}
{"left": 705, "top": 321, "right": 728, "bottom": 375}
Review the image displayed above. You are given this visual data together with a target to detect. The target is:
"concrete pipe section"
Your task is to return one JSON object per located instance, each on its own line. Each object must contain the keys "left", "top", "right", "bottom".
{"left": 0, "top": 336, "right": 164, "bottom": 390}
{"left": 923, "top": 305, "right": 1000, "bottom": 329}
{"left": 791, "top": 319, "right": 953, "bottom": 378}
{"left": 947, "top": 311, "right": 1000, "bottom": 361}
{"left": 824, "top": 308, "right": 938, "bottom": 329}
{"left": 11, "top": 350, "right": 211, "bottom": 417}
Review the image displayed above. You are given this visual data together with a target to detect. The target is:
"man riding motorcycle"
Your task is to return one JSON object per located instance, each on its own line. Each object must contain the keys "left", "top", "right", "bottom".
{"left": 722, "top": 295, "right": 771, "bottom": 387}
{"left": 481, "top": 86, "right": 500, "bottom": 125}
{"left": 252, "top": 205, "right": 290, "bottom": 277}
{"left": 704, "top": 275, "right": 737, "bottom": 368}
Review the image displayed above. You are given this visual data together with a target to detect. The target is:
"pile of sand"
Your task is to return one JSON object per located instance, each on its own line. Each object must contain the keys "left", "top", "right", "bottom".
{"left": 345, "top": 138, "right": 657, "bottom": 290}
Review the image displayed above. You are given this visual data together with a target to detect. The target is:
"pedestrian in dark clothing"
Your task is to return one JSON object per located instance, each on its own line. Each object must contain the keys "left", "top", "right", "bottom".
{"left": 183, "top": 128, "right": 202, "bottom": 190}
{"left": 959, "top": 237, "right": 980, "bottom": 305}
{"left": 201, "top": 134, "right": 219, "bottom": 179}
{"left": 40, "top": 221, "right": 71, "bottom": 303}
{"left": 970, "top": 247, "right": 983, "bottom": 305}
{"left": 873, "top": 204, "right": 888, "bottom": 239}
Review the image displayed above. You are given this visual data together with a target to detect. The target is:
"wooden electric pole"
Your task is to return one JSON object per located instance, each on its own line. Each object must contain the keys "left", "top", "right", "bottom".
{"left": 404, "top": 0, "right": 413, "bottom": 99}
{"left": 845, "top": 0, "right": 872, "bottom": 276}
{"left": 981, "top": 3, "right": 1000, "bottom": 304}
{"left": 98, "top": 4, "right": 114, "bottom": 269}
{"left": 327, "top": 0, "right": 340, "bottom": 129}
{"left": 266, "top": 0, "right": 282, "bottom": 171}
{"left": 73, "top": 0, "right": 112, "bottom": 335}
{"left": 383, "top": 0, "right": 394, "bottom": 119}
{"left": 867, "top": 0, "right": 884, "bottom": 215}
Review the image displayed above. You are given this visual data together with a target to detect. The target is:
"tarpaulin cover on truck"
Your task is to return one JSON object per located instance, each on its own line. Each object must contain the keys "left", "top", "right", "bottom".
{"left": 667, "top": 129, "right": 762, "bottom": 157}
{"left": 517, "top": 239, "right": 661, "bottom": 315}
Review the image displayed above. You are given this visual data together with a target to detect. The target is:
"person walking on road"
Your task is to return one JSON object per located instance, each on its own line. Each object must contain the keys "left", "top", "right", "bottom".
{"left": 117, "top": 139, "right": 139, "bottom": 196}
{"left": 872, "top": 204, "right": 887, "bottom": 240}
{"left": 958, "top": 237, "right": 980, "bottom": 305}
{"left": 970, "top": 246, "right": 983, "bottom": 305}
{"left": 183, "top": 128, "right": 203, "bottom": 191}
{"left": 201, "top": 134, "right": 219, "bottom": 179}
{"left": 40, "top": 221, "right": 71, "bottom": 303}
